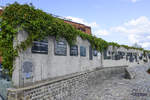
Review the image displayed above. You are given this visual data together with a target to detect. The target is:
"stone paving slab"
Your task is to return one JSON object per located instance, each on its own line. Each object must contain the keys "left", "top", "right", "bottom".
{"left": 84, "top": 64, "right": 150, "bottom": 100}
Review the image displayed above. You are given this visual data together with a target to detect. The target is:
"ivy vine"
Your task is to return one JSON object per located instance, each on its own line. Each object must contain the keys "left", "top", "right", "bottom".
{"left": 0, "top": 2, "right": 149, "bottom": 76}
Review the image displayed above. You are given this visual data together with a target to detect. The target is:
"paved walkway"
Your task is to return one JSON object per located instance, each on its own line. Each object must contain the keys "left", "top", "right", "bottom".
{"left": 85, "top": 64, "right": 150, "bottom": 100}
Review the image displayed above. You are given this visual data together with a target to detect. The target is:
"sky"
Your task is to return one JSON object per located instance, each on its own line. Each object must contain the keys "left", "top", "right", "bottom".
{"left": 1, "top": 0, "right": 150, "bottom": 49}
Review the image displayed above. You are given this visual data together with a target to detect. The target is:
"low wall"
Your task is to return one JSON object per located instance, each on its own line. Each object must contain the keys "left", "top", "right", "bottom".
{"left": 7, "top": 66, "right": 127, "bottom": 100}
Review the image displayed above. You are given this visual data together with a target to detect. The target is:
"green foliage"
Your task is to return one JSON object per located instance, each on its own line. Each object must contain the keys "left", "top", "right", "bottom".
{"left": 0, "top": 3, "right": 108, "bottom": 76}
{"left": 0, "top": 2, "right": 149, "bottom": 76}
{"left": 108, "top": 42, "right": 144, "bottom": 51}
{"left": 108, "top": 42, "right": 120, "bottom": 48}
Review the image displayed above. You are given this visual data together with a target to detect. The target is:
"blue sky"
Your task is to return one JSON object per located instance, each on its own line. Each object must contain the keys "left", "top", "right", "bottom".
{"left": 1, "top": 0, "right": 150, "bottom": 49}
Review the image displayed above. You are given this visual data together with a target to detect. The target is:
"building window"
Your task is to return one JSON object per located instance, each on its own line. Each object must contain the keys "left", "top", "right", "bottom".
{"left": 70, "top": 45, "right": 78, "bottom": 56}
{"left": 32, "top": 39, "right": 48, "bottom": 54}
{"left": 80, "top": 46, "right": 86, "bottom": 57}
{"left": 55, "top": 39, "right": 67, "bottom": 56}
{"left": 89, "top": 46, "right": 93, "bottom": 60}
{"left": 78, "top": 28, "right": 86, "bottom": 32}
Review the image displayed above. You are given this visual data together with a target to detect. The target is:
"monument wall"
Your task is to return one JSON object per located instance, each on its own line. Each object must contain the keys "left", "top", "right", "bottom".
{"left": 12, "top": 31, "right": 102, "bottom": 87}
{"left": 12, "top": 30, "right": 150, "bottom": 87}
{"left": 103, "top": 46, "right": 147, "bottom": 67}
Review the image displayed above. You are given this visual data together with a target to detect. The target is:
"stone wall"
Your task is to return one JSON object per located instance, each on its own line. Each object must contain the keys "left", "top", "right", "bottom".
{"left": 12, "top": 30, "right": 150, "bottom": 88}
{"left": 8, "top": 66, "right": 127, "bottom": 100}
{"left": 12, "top": 31, "right": 102, "bottom": 87}
{"left": 102, "top": 46, "right": 148, "bottom": 67}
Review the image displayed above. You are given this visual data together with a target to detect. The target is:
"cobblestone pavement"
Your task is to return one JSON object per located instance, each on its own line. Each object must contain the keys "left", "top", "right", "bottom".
{"left": 85, "top": 64, "right": 150, "bottom": 100}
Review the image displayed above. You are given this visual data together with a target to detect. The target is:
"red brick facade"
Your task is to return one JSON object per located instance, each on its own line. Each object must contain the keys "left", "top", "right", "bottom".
{"left": 64, "top": 20, "right": 91, "bottom": 35}
{"left": 0, "top": 9, "right": 2, "bottom": 16}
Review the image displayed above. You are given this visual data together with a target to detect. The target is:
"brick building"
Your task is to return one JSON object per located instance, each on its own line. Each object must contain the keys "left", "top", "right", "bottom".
{"left": 0, "top": 7, "right": 3, "bottom": 16}
{"left": 64, "top": 20, "right": 91, "bottom": 35}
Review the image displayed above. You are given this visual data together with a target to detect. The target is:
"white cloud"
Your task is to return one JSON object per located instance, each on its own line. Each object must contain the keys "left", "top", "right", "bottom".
{"left": 147, "top": 36, "right": 150, "bottom": 39}
{"left": 65, "top": 16, "right": 150, "bottom": 49}
{"left": 65, "top": 16, "right": 109, "bottom": 37}
{"left": 140, "top": 42, "right": 150, "bottom": 48}
{"left": 66, "top": 16, "right": 99, "bottom": 28}
{"left": 130, "top": 0, "right": 141, "bottom": 3}
{"left": 110, "top": 16, "right": 150, "bottom": 49}
{"left": 131, "top": 0, "right": 138, "bottom": 3}
{"left": 124, "top": 16, "right": 150, "bottom": 26}
{"left": 128, "top": 34, "right": 140, "bottom": 43}
{"left": 111, "top": 26, "right": 128, "bottom": 33}
{"left": 94, "top": 29, "right": 109, "bottom": 36}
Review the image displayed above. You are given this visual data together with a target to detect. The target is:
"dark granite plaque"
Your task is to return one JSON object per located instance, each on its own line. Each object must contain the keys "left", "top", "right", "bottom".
{"left": 139, "top": 56, "right": 143, "bottom": 60}
{"left": 114, "top": 55, "right": 120, "bottom": 60}
{"left": 126, "top": 55, "right": 128, "bottom": 60}
{"left": 55, "top": 39, "right": 67, "bottom": 56}
{"left": 148, "top": 54, "right": 150, "bottom": 59}
{"left": 23, "top": 62, "right": 33, "bottom": 73}
{"left": 93, "top": 49, "right": 98, "bottom": 56}
{"left": 80, "top": 46, "right": 86, "bottom": 57}
{"left": 89, "top": 46, "right": 93, "bottom": 60}
{"left": 32, "top": 39, "right": 48, "bottom": 54}
{"left": 129, "top": 57, "right": 134, "bottom": 62}
{"left": 103, "top": 50, "right": 107, "bottom": 59}
{"left": 135, "top": 55, "right": 138, "bottom": 62}
{"left": 22, "top": 61, "right": 33, "bottom": 79}
{"left": 104, "top": 50, "right": 111, "bottom": 60}
{"left": 70, "top": 45, "right": 78, "bottom": 56}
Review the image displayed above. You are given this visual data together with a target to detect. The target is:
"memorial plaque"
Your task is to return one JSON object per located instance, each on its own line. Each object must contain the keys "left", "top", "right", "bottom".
{"left": 70, "top": 45, "right": 78, "bottom": 56}
{"left": 80, "top": 46, "right": 86, "bottom": 57}
{"left": 129, "top": 57, "right": 134, "bottom": 62}
{"left": 32, "top": 38, "right": 48, "bottom": 54}
{"left": 115, "top": 55, "right": 120, "bottom": 60}
{"left": 103, "top": 50, "right": 107, "bottom": 59}
{"left": 118, "top": 52, "right": 123, "bottom": 59}
{"left": 122, "top": 52, "right": 125, "bottom": 56}
{"left": 139, "top": 56, "right": 143, "bottom": 60}
{"left": 148, "top": 54, "right": 150, "bottom": 59}
{"left": 22, "top": 61, "right": 33, "bottom": 79}
{"left": 89, "top": 46, "right": 93, "bottom": 60}
{"left": 126, "top": 55, "right": 128, "bottom": 60}
{"left": 55, "top": 39, "right": 67, "bottom": 56}
{"left": 134, "top": 55, "right": 138, "bottom": 62}
{"left": 93, "top": 49, "right": 98, "bottom": 56}
{"left": 104, "top": 50, "right": 111, "bottom": 60}
{"left": 108, "top": 51, "right": 111, "bottom": 55}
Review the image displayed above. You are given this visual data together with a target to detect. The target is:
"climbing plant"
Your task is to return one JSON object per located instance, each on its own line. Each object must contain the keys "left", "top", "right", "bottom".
{"left": 0, "top": 2, "right": 149, "bottom": 76}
